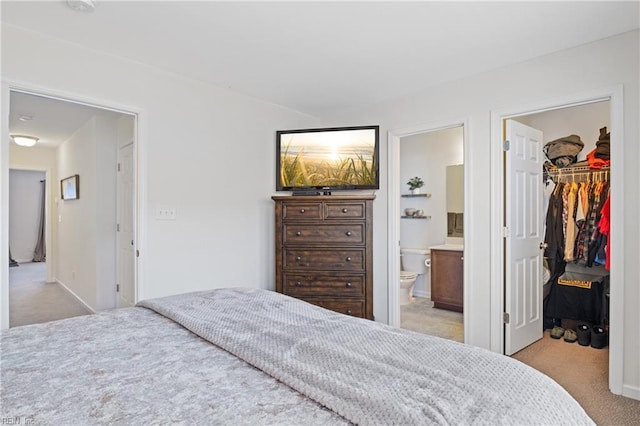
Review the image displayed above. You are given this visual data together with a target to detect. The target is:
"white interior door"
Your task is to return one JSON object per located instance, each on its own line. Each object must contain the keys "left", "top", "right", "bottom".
{"left": 505, "top": 119, "right": 544, "bottom": 355}
{"left": 117, "top": 142, "right": 135, "bottom": 308}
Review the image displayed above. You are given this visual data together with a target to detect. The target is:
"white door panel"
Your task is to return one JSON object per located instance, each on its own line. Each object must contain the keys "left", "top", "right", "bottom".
{"left": 117, "top": 143, "right": 135, "bottom": 308}
{"left": 505, "top": 120, "right": 544, "bottom": 355}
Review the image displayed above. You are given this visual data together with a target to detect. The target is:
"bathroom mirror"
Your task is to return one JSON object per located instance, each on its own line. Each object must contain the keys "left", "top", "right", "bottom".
{"left": 446, "top": 164, "right": 464, "bottom": 237}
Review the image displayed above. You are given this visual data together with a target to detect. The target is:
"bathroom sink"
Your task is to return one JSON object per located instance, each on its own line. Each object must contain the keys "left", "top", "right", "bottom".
{"left": 430, "top": 237, "right": 463, "bottom": 251}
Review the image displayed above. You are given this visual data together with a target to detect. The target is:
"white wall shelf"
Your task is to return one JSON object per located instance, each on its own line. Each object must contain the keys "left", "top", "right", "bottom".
{"left": 401, "top": 193, "right": 432, "bottom": 198}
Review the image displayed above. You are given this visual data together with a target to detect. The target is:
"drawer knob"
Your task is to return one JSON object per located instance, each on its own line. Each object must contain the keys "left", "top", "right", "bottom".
{"left": 345, "top": 282, "right": 352, "bottom": 288}
{"left": 295, "top": 281, "right": 302, "bottom": 287}
{"left": 296, "top": 256, "right": 302, "bottom": 261}
{"left": 346, "top": 309, "right": 353, "bottom": 315}
{"left": 346, "top": 257, "right": 352, "bottom": 262}
{"left": 295, "top": 231, "right": 302, "bottom": 236}
{"left": 345, "top": 231, "right": 352, "bottom": 236}
{"left": 342, "top": 208, "right": 348, "bottom": 213}
{"left": 299, "top": 209, "right": 305, "bottom": 213}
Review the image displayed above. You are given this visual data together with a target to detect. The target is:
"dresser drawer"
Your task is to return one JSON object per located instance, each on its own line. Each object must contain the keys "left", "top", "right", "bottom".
{"left": 284, "top": 223, "right": 365, "bottom": 245}
{"left": 299, "top": 297, "right": 365, "bottom": 317}
{"left": 284, "top": 248, "right": 365, "bottom": 271}
{"left": 324, "top": 202, "right": 366, "bottom": 220}
{"left": 283, "top": 273, "right": 365, "bottom": 297}
{"left": 282, "top": 203, "right": 323, "bottom": 221}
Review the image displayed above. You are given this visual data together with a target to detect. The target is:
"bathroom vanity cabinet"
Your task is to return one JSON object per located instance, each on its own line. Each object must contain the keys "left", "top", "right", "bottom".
{"left": 430, "top": 248, "right": 464, "bottom": 312}
{"left": 272, "top": 195, "right": 374, "bottom": 320}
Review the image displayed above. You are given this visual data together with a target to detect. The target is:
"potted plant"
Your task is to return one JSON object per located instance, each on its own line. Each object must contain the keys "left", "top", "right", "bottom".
{"left": 407, "top": 176, "right": 424, "bottom": 194}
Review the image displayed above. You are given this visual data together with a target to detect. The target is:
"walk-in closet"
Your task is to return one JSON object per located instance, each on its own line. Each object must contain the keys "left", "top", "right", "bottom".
{"left": 512, "top": 100, "right": 611, "bottom": 378}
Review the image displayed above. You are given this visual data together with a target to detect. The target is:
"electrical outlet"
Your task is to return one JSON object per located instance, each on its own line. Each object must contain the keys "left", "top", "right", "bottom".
{"left": 155, "top": 207, "right": 176, "bottom": 220}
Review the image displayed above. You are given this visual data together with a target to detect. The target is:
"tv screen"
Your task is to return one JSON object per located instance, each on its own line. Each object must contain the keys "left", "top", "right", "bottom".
{"left": 276, "top": 125, "right": 379, "bottom": 191}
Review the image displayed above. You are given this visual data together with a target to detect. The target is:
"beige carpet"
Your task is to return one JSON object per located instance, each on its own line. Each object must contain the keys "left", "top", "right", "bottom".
{"left": 400, "top": 297, "right": 463, "bottom": 342}
{"left": 513, "top": 331, "right": 640, "bottom": 425}
{"left": 9, "top": 262, "right": 92, "bottom": 327}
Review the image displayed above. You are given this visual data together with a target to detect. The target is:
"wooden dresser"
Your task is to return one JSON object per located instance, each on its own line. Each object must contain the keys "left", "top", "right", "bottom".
{"left": 272, "top": 195, "right": 374, "bottom": 319}
{"left": 430, "top": 248, "right": 464, "bottom": 312}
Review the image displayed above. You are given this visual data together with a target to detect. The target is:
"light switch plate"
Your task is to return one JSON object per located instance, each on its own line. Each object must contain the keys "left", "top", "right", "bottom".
{"left": 155, "top": 207, "right": 176, "bottom": 220}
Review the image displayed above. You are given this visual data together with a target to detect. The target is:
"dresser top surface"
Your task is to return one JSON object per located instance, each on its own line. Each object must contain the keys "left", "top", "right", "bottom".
{"left": 272, "top": 194, "right": 376, "bottom": 202}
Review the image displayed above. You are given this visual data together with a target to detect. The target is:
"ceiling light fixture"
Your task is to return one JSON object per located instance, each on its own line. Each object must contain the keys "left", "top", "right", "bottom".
{"left": 11, "top": 135, "right": 39, "bottom": 147}
{"left": 67, "top": 0, "right": 96, "bottom": 13}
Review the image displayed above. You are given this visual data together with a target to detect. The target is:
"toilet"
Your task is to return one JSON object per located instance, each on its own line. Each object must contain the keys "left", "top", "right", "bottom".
{"left": 400, "top": 248, "right": 430, "bottom": 305}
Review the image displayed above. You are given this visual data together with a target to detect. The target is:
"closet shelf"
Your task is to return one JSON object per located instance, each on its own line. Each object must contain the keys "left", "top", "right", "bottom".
{"left": 546, "top": 165, "right": 609, "bottom": 183}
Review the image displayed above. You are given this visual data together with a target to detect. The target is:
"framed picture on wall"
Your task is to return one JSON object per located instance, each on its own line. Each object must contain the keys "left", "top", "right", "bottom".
{"left": 61, "top": 174, "right": 80, "bottom": 200}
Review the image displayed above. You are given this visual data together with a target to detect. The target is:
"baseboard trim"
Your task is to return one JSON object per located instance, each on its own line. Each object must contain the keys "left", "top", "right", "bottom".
{"left": 56, "top": 280, "right": 96, "bottom": 314}
{"left": 622, "top": 384, "right": 640, "bottom": 400}
{"left": 412, "top": 290, "right": 430, "bottom": 299}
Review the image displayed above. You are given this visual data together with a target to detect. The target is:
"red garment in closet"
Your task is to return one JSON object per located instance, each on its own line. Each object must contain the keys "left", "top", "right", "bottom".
{"left": 599, "top": 195, "right": 611, "bottom": 270}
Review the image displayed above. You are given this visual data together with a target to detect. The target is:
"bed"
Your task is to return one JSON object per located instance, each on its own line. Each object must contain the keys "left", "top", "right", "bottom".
{"left": 1, "top": 288, "right": 593, "bottom": 425}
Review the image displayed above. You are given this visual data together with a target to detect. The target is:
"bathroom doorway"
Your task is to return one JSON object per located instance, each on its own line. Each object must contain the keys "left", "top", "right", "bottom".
{"left": 388, "top": 121, "right": 467, "bottom": 342}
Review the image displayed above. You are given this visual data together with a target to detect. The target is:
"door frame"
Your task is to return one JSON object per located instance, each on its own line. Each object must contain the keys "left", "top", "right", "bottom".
{"left": 387, "top": 118, "right": 469, "bottom": 342}
{"left": 489, "top": 85, "right": 624, "bottom": 394}
{"left": 1, "top": 80, "right": 145, "bottom": 328}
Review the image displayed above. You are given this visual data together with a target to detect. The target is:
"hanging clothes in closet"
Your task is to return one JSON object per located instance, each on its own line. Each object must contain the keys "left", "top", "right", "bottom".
{"left": 543, "top": 165, "right": 610, "bottom": 325}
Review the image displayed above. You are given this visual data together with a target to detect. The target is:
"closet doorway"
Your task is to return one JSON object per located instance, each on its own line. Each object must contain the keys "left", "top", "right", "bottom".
{"left": 495, "top": 93, "right": 622, "bottom": 395}
{"left": 504, "top": 100, "right": 611, "bottom": 355}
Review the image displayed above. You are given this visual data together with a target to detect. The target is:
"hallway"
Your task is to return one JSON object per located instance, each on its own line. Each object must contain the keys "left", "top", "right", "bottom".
{"left": 9, "top": 262, "right": 91, "bottom": 327}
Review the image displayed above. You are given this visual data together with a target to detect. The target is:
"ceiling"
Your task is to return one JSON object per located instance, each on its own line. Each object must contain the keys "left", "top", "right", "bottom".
{"left": 3, "top": 1, "right": 639, "bottom": 147}
{"left": 9, "top": 91, "right": 125, "bottom": 148}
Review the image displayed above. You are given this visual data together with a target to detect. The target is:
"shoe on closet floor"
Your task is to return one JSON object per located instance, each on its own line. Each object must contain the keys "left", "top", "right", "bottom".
{"left": 563, "top": 329, "right": 578, "bottom": 343}
{"left": 550, "top": 326, "right": 565, "bottom": 339}
{"left": 591, "top": 326, "right": 608, "bottom": 349}
{"left": 576, "top": 323, "right": 591, "bottom": 346}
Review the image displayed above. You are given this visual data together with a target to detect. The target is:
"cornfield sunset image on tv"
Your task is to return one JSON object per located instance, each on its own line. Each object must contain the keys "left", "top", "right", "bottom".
{"left": 279, "top": 128, "right": 377, "bottom": 188}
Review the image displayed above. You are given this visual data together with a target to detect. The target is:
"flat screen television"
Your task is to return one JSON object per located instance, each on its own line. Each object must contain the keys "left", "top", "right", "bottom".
{"left": 276, "top": 125, "right": 379, "bottom": 192}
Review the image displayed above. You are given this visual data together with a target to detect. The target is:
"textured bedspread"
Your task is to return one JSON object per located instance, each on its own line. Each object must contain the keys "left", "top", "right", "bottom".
{"left": 139, "top": 288, "right": 594, "bottom": 425}
{"left": 2, "top": 288, "right": 594, "bottom": 425}
{"left": 1, "top": 303, "right": 348, "bottom": 425}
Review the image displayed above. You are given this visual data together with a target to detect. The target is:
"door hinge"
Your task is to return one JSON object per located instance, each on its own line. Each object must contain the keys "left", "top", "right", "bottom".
{"left": 116, "top": 284, "right": 120, "bottom": 292}
{"left": 503, "top": 312, "right": 510, "bottom": 324}
{"left": 117, "top": 163, "right": 121, "bottom": 172}
{"left": 503, "top": 140, "right": 510, "bottom": 151}
{"left": 502, "top": 226, "right": 510, "bottom": 238}
{"left": 117, "top": 223, "right": 120, "bottom": 232}
{"left": 136, "top": 250, "right": 140, "bottom": 258}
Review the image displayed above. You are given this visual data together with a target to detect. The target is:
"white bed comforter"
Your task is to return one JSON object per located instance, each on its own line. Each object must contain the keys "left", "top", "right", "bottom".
{"left": 2, "top": 287, "right": 594, "bottom": 425}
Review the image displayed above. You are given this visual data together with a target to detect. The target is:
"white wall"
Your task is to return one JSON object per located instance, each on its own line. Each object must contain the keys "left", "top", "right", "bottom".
{"left": 8, "top": 169, "right": 45, "bottom": 262}
{"left": 400, "top": 127, "right": 463, "bottom": 248}
{"left": 322, "top": 30, "right": 639, "bottom": 397}
{"left": 0, "top": 24, "right": 317, "bottom": 319}
{"left": 57, "top": 117, "right": 98, "bottom": 308}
